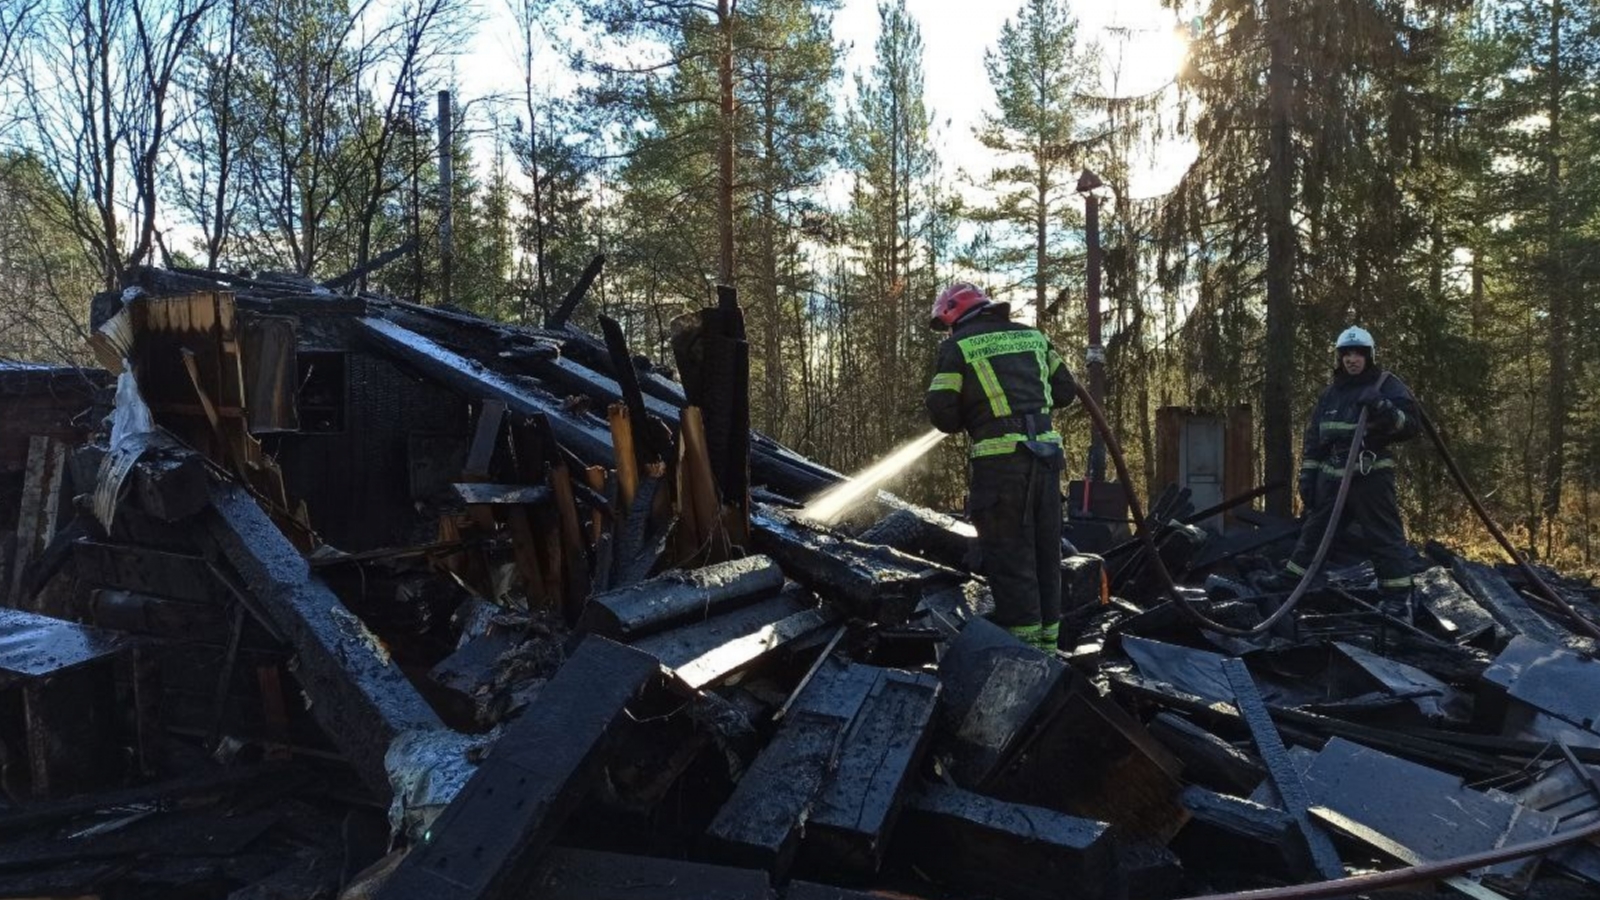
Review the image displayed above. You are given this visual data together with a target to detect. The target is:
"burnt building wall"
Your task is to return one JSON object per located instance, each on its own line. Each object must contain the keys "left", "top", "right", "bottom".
{"left": 267, "top": 323, "right": 471, "bottom": 552}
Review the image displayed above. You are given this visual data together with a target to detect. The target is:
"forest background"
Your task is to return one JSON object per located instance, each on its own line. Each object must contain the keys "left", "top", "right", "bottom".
{"left": 1, "top": 0, "right": 1596, "bottom": 569}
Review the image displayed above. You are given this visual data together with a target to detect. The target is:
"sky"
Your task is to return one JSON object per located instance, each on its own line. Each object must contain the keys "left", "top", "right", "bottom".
{"left": 457, "top": 0, "right": 1196, "bottom": 201}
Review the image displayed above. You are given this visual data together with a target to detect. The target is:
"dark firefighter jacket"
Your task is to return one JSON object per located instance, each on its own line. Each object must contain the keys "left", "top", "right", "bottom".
{"left": 1300, "top": 364, "right": 1421, "bottom": 479}
{"left": 925, "top": 309, "right": 1077, "bottom": 458}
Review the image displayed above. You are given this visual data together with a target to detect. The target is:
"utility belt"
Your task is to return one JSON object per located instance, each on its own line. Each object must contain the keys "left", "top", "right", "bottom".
{"left": 969, "top": 413, "right": 1062, "bottom": 461}
{"left": 1317, "top": 444, "right": 1395, "bottom": 477}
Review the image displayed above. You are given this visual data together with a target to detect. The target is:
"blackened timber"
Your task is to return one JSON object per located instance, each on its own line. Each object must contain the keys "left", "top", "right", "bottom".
{"left": 751, "top": 507, "right": 962, "bottom": 624}
{"left": 598, "top": 314, "right": 670, "bottom": 470}
{"left": 704, "top": 658, "right": 879, "bottom": 876}
{"left": 202, "top": 482, "right": 443, "bottom": 797}
{"left": 895, "top": 782, "right": 1120, "bottom": 900}
{"left": 355, "top": 317, "right": 616, "bottom": 466}
{"left": 1149, "top": 712, "right": 1265, "bottom": 796}
{"left": 633, "top": 588, "right": 837, "bottom": 690}
{"left": 543, "top": 254, "right": 605, "bottom": 329}
{"left": 802, "top": 667, "right": 942, "bottom": 875}
{"left": 856, "top": 505, "right": 975, "bottom": 571}
{"left": 578, "top": 555, "right": 785, "bottom": 640}
{"left": 934, "top": 616, "right": 1067, "bottom": 787}
{"left": 1172, "top": 785, "right": 1307, "bottom": 880}
{"left": 528, "top": 847, "right": 769, "bottom": 900}
{"left": 1451, "top": 556, "right": 1566, "bottom": 646}
{"left": 73, "top": 541, "right": 220, "bottom": 604}
{"left": 376, "top": 637, "right": 658, "bottom": 900}
{"left": 1414, "top": 565, "right": 1501, "bottom": 644}
{"left": 1221, "top": 657, "right": 1344, "bottom": 880}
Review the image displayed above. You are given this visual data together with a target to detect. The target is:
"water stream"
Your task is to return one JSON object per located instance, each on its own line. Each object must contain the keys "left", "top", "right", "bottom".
{"left": 797, "top": 429, "right": 949, "bottom": 525}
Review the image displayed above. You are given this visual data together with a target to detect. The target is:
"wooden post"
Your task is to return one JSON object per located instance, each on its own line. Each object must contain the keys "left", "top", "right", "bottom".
{"left": 437, "top": 90, "right": 454, "bottom": 307}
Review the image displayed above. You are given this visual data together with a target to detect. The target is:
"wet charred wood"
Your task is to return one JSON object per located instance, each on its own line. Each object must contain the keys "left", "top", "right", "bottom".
{"left": 376, "top": 637, "right": 659, "bottom": 900}
{"left": 632, "top": 586, "right": 838, "bottom": 690}
{"left": 578, "top": 554, "right": 785, "bottom": 640}
{"left": 894, "top": 781, "right": 1122, "bottom": 900}
{"left": 528, "top": 846, "right": 769, "bottom": 900}
{"left": 1149, "top": 712, "right": 1266, "bottom": 796}
{"left": 1171, "top": 785, "right": 1307, "bottom": 880}
{"left": 203, "top": 482, "right": 444, "bottom": 798}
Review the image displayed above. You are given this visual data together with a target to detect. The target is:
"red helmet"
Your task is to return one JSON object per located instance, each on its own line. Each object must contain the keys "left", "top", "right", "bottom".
{"left": 930, "top": 282, "right": 991, "bottom": 329}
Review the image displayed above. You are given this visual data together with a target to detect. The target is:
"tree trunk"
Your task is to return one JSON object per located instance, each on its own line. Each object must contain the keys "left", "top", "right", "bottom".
{"left": 1261, "top": 0, "right": 1297, "bottom": 517}
{"left": 716, "top": 0, "right": 736, "bottom": 287}
{"left": 1540, "top": 0, "right": 1568, "bottom": 554}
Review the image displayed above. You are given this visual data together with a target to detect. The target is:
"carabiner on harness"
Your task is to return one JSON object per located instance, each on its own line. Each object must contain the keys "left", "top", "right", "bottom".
{"left": 1358, "top": 449, "right": 1377, "bottom": 476}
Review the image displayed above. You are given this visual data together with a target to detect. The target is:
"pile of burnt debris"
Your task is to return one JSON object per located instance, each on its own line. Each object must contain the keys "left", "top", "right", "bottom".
{"left": 2, "top": 265, "right": 1600, "bottom": 900}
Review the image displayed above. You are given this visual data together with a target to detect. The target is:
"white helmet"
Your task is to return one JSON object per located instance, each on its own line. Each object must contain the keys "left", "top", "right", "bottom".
{"left": 1335, "top": 325, "right": 1375, "bottom": 359}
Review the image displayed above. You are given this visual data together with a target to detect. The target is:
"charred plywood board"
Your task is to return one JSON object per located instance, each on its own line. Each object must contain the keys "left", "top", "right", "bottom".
{"left": 1415, "top": 565, "right": 1502, "bottom": 645}
{"left": 577, "top": 555, "right": 786, "bottom": 640}
{"left": 1300, "top": 736, "right": 1559, "bottom": 893}
{"left": 632, "top": 587, "right": 838, "bottom": 690}
{"left": 1483, "top": 636, "right": 1600, "bottom": 735}
{"left": 704, "top": 658, "right": 880, "bottom": 876}
{"left": 801, "top": 667, "right": 941, "bottom": 875}
{"left": 376, "top": 637, "right": 659, "bottom": 900}
{"left": 203, "top": 483, "right": 443, "bottom": 797}
{"left": 528, "top": 847, "right": 769, "bottom": 900}
{"left": 751, "top": 507, "right": 962, "bottom": 625}
{"left": 895, "top": 782, "right": 1120, "bottom": 900}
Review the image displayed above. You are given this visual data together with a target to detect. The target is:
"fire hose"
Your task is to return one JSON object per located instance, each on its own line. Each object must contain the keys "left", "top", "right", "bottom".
{"left": 1072, "top": 381, "right": 1600, "bottom": 642}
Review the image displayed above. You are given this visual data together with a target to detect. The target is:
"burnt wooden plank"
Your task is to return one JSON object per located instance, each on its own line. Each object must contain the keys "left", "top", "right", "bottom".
{"left": 203, "top": 482, "right": 443, "bottom": 797}
{"left": 751, "top": 507, "right": 961, "bottom": 625}
{"left": 451, "top": 483, "right": 551, "bottom": 505}
{"left": 802, "top": 667, "right": 941, "bottom": 875}
{"left": 1414, "top": 565, "right": 1502, "bottom": 644}
{"left": 1221, "top": 656, "right": 1344, "bottom": 880}
{"left": 1172, "top": 785, "right": 1307, "bottom": 880}
{"left": 1149, "top": 712, "right": 1265, "bottom": 796}
{"left": 1452, "top": 556, "right": 1566, "bottom": 646}
{"left": 376, "top": 637, "right": 659, "bottom": 900}
{"left": 704, "top": 658, "right": 879, "bottom": 876}
{"left": 578, "top": 555, "right": 785, "bottom": 640}
{"left": 528, "top": 847, "right": 769, "bottom": 900}
{"left": 856, "top": 504, "right": 975, "bottom": 571}
{"left": 631, "top": 587, "right": 837, "bottom": 690}
{"left": 895, "top": 781, "right": 1120, "bottom": 900}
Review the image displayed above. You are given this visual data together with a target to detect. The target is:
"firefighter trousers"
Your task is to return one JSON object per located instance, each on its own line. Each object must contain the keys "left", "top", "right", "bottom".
{"left": 968, "top": 450, "right": 1064, "bottom": 635}
{"left": 1287, "top": 469, "right": 1412, "bottom": 591}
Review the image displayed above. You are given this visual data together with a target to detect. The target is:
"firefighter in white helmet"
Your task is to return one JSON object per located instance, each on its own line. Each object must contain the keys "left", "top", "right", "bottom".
{"left": 1268, "top": 326, "right": 1421, "bottom": 619}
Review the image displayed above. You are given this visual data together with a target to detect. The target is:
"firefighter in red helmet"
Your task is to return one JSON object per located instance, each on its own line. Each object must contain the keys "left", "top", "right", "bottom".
{"left": 925, "top": 282, "right": 1078, "bottom": 650}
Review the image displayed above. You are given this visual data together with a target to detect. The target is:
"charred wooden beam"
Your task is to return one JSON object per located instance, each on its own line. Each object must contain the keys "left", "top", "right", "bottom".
{"left": 528, "top": 846, "right": 769, "bottom": 900}
{"left": 577, "top": 554, "right": 785, "bottom": 640}
{"left": 895, "top": 781, "right": 1120, "bottom": 900}
{"left": 632, "top": 586, "right": 838, "bottom": 690}
{"left": 855, "top": 505, "right": 974, "bottom": 571}
{"left": 543, "top": 253, "right": 606, "bottom": 329}
{"left": 801, "top": 667, "right": 941, "bottom": 876}
{"left": 356, "top": 317, "right": 615, "bottom": 466}
{"left": 752, "top": 507, "right": 962, "bottom": 624}
{"left": 934, "top": 616, "right": 1067, "bottom": 787}
{"left": 598, "top": 315, "right": 670, "bottom": 473}
{"left": 202, "top": 483, "right": 444, "bottom": 797}
{"left": 376, "top": 637, "right": 658, "bottom": 900}
{"left": 1222, "top": 657, "right": 1344, "bottom": 880}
